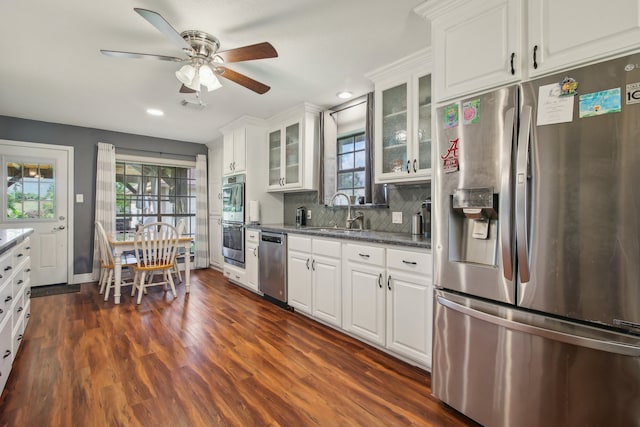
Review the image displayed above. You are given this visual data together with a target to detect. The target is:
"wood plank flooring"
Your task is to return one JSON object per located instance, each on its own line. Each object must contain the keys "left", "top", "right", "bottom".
{"left": 0, "top": 268, "right": 479, "bottom": 426}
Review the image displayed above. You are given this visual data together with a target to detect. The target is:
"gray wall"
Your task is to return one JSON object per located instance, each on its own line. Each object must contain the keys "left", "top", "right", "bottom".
{"left": 0, "top": 115, "right": 208, "bottom": 275}
{"left": 284, "top": 183, "right": 431, "bottom": 233}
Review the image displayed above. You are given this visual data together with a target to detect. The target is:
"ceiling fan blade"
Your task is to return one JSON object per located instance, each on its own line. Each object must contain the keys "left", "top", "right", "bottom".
{"left": 100, "top": 50, "right": 183, "bottom": 62}
{"left": 179, "top": 85, "right": 197, "bottom": 94}
{"left": 216, "top": 42, "right": 278, "bottom": 63}
{"left": 134, "top": 8, "right": 192, "bottom": 52}
{"left": 218, "top": 67, "right": 271, "bottom": 94}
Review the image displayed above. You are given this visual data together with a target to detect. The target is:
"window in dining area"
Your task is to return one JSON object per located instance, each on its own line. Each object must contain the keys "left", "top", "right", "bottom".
{"left": 115, "top": 161, "right": 196, "bottom": 242}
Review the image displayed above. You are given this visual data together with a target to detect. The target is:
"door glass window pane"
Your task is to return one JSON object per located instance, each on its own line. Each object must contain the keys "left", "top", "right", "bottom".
{"left": 6, "top": 161, "right": 55, "bottom": 220}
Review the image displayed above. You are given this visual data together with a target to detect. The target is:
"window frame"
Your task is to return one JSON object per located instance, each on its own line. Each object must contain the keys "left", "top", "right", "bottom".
{"left": 336, "top": 130, "right": 367, "bottom": 203}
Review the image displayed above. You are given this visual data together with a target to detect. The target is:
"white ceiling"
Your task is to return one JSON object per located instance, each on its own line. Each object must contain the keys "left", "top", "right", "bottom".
{"left": 0, "top": 0, "right": 430, "bottom": 144}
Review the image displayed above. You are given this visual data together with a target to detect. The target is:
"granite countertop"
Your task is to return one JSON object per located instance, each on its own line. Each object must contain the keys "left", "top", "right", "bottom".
{"left": 0, "top": 228, "right": 34, "bottom": 255}
{"left": 246, "top": 223, "right": 431, "bottom": 249}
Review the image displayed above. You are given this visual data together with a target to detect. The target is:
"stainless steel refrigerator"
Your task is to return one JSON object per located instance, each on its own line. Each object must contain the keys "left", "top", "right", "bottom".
{"left": 433, "top": 54, "right": 640, "bottom": 427}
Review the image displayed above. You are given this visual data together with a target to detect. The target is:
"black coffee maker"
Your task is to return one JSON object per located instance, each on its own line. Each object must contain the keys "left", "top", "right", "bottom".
{"left": 295, "top": 206, "right": 306, "bottom": 227}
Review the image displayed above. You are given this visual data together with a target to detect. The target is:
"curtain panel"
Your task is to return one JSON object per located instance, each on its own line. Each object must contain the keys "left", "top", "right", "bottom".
{"left": 93, "top": 142, "right": 116, "bottom": 278}
{"left": 194, "top": 154, "right": 209, "bottom": 268}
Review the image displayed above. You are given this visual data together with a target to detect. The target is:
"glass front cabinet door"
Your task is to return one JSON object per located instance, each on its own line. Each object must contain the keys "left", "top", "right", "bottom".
{"left": 371, "top": 49, "right": 432, "bottom": 183}
{"left": 268, "top": 120, "right": 302, "bottom": 190}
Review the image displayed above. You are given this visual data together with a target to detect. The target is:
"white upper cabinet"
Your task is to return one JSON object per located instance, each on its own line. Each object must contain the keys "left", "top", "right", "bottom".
{"left": 527, "top": 0, "right": 640, "bottom": 77}
{"left": 267, "top": 103, "right": 321, "bottom": 192}
{"left": 367, "top": 48, "right": 433, "bottom": 183}
{"left": 222, "top": 126, "right": 246, "bottom": 175}
{"left": 421, "top": 0, "right": 520, "bottom": 102}
{"left": 419, "top": 0, "right": 640, "bottom": 101}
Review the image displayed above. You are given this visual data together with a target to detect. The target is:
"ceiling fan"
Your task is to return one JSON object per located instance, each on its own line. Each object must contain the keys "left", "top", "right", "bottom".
{"left": 100, "top": 8, "right": 278, "bottom": 94}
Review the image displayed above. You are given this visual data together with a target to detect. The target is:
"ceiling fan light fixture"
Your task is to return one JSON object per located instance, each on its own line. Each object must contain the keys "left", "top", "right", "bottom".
{"left": 185, "top": 64, "right": 201, "bottom": 91}
{"left": 199, "top": 64, "right": 222, "bottom": 92}
{"left": 175, "top": 64, "right": 196, "bottom": 85}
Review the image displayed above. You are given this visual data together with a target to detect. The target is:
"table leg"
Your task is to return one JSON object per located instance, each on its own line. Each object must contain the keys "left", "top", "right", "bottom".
{"left": 113, "top": 246, "right": 122, "bottom": 304}
{"left": 184, "top": 242, "right": 191, "bottom": 294}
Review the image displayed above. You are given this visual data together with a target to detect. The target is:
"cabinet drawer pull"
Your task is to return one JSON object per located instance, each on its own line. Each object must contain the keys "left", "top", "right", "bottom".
{"left": 17, "top": 280, "right": 23, "bottom": 285}
{"left": 402, "top": 260, "right": 417, "bottom": 265}
{"left": 26, "top": 269, "right": 31, "bottom": 273}
{"left": 4, "top": 266, "right": 11, "bottom": 272}
{"left": 26, "top": 313, "right": 30, "bottom": 319}
{"left": 17, "top": 334, "right": 22, "bottom": 342}
{"left": 533, "top": 45, "right": 538, "bottom": 69}
{"left": 358, "top": 253, "right": 370, "bottom": 258}
{"left": 0, "top": 308, "right": 3, "bottom": 314}
{"left": 26, "top": 246, "right": 31, "bottom": 250}
{"left": 26, "top": 290, "right": 31, "bottom": 296}
{"left": 510, "top": 52, "right": 515, "bottom": 75}
{"left": 387, "top": 275, "right": 392, "bottom": 291}
{"left": 3, "top": 350, "right": 10, "bottom": 359}
{"left": 4, "top": 296, "right": 11, "bottom": 303}
{"left": 17, "top": 253, "right": 23, "bottom": 258}
{"left": 17, "top": 307, "right": 23, "bottom": 313}
{"left": 378, "top": 273, "right": 382, "bottom": 289}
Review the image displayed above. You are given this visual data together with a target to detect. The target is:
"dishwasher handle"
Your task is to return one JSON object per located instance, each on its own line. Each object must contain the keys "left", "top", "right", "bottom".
{"left": 261, "top": 232, "right": 284, "bottom": 244}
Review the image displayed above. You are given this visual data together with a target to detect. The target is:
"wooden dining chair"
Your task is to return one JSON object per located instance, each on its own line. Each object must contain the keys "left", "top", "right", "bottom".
{"left": 95, "top": 221, "right": 135, "bottom": 301}
{"left": 130, "top": 222, "right": 179, "bottom": 304}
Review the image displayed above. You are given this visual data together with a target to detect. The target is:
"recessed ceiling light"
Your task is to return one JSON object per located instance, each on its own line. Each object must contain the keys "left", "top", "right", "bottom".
{"left": 146, "top": 108, "right": 164, "bottom": 116}
{"left": 337, "top": 91, "right": 353, "bottom": 99}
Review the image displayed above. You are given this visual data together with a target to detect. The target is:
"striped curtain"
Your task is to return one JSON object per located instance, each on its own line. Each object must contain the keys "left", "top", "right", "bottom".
{"left": 194, "top": 154, "right": 209, "bottom": 268}
{"left": 93, "top": 142, "right": 116, "bottom": 279}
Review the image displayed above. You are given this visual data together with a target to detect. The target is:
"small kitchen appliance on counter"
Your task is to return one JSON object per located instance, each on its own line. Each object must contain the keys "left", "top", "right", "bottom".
{"left": 295, "top": 207, "right": 306, "bottom": 227}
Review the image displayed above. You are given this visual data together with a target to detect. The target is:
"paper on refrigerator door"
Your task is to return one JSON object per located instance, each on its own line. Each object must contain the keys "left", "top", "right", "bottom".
{"left": 536, "top": 83, "right": 574, "bottom": 126}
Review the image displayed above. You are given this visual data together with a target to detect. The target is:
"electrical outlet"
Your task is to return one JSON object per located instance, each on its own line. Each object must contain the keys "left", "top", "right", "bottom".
{"left": 307, "top": 210, "right": 312, "bottom": 220}
{"left": 392, "top": 211, "right": 403, "bottom": 224}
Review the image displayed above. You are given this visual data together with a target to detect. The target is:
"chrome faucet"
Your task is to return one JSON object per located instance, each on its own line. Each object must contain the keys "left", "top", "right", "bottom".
{"left": 349, "top": 211, "right": 365, "bottom": 230}
{"left": 329, "top": 192, "right": 353, "bottom": 228}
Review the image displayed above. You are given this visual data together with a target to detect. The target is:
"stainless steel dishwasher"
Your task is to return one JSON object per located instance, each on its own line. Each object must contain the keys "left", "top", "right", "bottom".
{"left": 258, "top": 231, "right": 287, "bottom": 304}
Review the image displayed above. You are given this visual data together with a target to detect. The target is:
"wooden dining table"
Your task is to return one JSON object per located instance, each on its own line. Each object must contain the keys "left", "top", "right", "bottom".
{"left": 108, "top": 234, "right": 194, "bottom": 304}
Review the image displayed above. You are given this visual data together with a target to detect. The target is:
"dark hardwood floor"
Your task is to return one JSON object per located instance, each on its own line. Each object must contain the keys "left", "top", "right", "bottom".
{"left": 0, "top": 268, "right": 478, "bottom": 426}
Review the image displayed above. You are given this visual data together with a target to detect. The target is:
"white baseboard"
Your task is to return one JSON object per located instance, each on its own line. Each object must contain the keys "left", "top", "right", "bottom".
{"left": 72, "top": 273, "right": 97, "bottom": 284}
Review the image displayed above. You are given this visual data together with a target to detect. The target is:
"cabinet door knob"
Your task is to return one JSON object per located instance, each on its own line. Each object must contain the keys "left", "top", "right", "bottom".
{"left": 510, "top": 52, "right": 515, "bottom": 75}
{"left": 533, "top": 45, "right": 538, "bottom": 69}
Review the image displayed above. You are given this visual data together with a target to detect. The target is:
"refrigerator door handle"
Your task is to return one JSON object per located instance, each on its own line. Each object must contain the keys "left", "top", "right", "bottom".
{"left": 436, "top": 295, "right": 640, "bottom": 357}
{"left": 516, "top": 105, "right": 532, "bottom": 283}
{"left": 500, "top": 106, "right": 516, "bottom": 281}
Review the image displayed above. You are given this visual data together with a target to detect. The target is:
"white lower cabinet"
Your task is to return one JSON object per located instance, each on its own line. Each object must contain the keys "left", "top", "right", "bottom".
{"left": 343, "top": 242, "right": 433, "bottom": 368}
{"left": 0, "top": 233, "right": 32, "bottom": 394}
{"left": 245, "top": 230, "right": 260, "bottom": 293}
{"left": 287, "top": 234, "right": 342, "bottom": 328}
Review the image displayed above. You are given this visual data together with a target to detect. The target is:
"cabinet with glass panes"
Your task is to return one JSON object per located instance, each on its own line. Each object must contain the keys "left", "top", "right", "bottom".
{"left": 267, "top": 103, "right": 321, "bottom": 192}
{"left": 368, "top": 48, "right": 433, "bottom": 183}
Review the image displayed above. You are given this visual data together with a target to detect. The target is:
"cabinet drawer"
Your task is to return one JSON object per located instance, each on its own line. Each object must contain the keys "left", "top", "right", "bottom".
{"left": 312, "top": 238, "right": 341, "bottom": 258}
{"left": 246, "top": 229, "right": 260, "bottom": 244}
{"left": 0, "top": 315, "right": 12, "bottom": 392}
{"left": 386, "top": 248, "right": 432, "bottom": 276}
{"left": 345, "top": 243, "right": 385, "bottom": 265}
{"left": 288, "top": 234, "right": 311, "bottom": 252}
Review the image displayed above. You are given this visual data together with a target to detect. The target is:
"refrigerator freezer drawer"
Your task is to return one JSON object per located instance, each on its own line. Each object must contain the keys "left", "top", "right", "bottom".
{"left": 432, "top": 290, "right": 640, "bottom": 427}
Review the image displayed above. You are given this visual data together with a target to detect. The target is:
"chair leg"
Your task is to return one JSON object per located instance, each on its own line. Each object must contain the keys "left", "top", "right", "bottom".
{"left": 104, "top": 270, "right": 114, "bottom": 301}
{"left": 175, "top": 263, "right": 182, "bottom": 283}
{"left": 167, "top": 269, "right": 177, "bottom": 298}
{"left": 131, "top": 271, "right": 138, "bottom": 297}
{"left": 99, "top": 268, "right": 107, "bottom": 294}
{"left": 137, "top": 272, "right": 146, "bottom": 304}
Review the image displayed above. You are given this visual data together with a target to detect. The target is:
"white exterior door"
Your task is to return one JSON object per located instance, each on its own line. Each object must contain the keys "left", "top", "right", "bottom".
{"left": 0, "top": 140, "right": 71, "bottom": 286}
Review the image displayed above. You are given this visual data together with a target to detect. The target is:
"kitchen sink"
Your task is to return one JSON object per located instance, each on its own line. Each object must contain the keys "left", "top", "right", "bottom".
{"left": 302, "top": 226, "right": 365, "bottom": 233}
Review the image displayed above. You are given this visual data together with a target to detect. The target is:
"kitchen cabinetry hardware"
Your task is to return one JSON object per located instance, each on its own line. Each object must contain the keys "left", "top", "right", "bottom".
{"left": 402, "top": 260, "right": 417, "bottom": 265}
{"left": 0, "top": 309, "right": 3, "bottom": 314}
{"left": 312, "top": 259, "right": 316, "bottom": 271}
{"left": 17, "top": 254, "right": 23, "bottom": 258}
{"left": 17, "top": 280, "right": 23, "bottom": 285}
{"left": 306, "top": 258, "right": 310, "bottom": 270}
{"left": 17, "top": 335, "right": 22, "bottom": 342}
{"left": 413, "top": 159, "right": 417, "bottom": 173}
{"left": 4, "top": 296, "right": 11, "bottom": 303}
{"left": 3, "top": 350, "right": 10, "bottom": 359}
{"left": 387, "top": 275, "right": 392, "bottom": 290}
{"left": 17, "top": 307, "right": 23, "bottom": 313}
{"left": 3, "top": 267, "right": 11, "bottom": 272}
{"left": 358, "top": 253, "right": 370, "bottom": 258}
{"left": 510, "top": 52, "right": 515, "bottom": 75}
{"left": 407, "top": 161, "right": 411, "bottom": 173}
{"left": 533, "top": 45, "right": 538, "bottom": 69}
{"left": 378, "top": 273, "right": 383, "bottom": 288}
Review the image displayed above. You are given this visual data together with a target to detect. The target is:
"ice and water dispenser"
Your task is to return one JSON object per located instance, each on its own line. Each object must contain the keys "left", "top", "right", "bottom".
{"left": 449, "top": 187, "right": 498, "bottom": 266}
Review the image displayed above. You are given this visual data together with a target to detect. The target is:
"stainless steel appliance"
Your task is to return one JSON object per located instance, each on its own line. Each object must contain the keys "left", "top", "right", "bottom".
{"left": 433, "top": 54, "right": 640, "bottom": 427}
{"left": 222, "top": 174, "right": 245, "bottom": 267}
{"left": 258, "top": 231, "right": 287, "bottom": 304}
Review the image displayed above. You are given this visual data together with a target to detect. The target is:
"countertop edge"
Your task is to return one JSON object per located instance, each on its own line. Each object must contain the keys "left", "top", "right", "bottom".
{"left": 247, "top": 224, "right": 431, "bottom": 249}
{"left": 0, "top": 228, "right": 34, "bottom": 256}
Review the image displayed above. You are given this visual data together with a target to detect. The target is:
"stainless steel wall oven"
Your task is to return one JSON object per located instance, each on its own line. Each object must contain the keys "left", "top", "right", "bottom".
{"left": 221, "top": 174, "right": 245, "bottom": 267}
